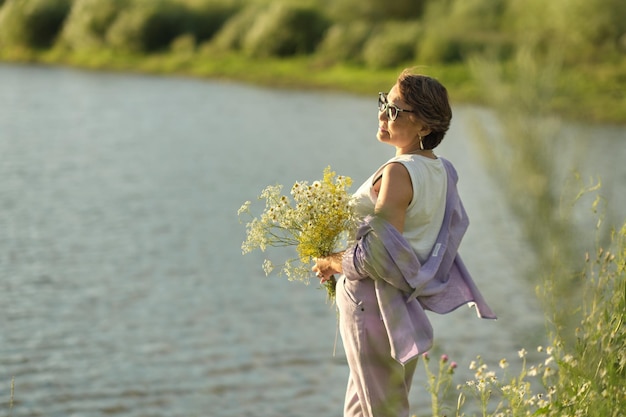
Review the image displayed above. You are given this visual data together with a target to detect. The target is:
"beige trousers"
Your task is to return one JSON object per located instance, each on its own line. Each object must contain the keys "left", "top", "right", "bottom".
{"left": 337, "top": 276, "right": 418, "bottom": 417}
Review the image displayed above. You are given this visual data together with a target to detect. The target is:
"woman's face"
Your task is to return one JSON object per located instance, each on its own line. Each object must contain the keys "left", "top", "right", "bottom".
{"left": 376, "top": 83, "right": 429, "bottom": 151}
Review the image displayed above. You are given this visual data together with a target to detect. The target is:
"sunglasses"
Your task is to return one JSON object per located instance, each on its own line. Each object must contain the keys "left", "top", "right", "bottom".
{"left": 378, "top": 92, "right": 414, "bottom": 121}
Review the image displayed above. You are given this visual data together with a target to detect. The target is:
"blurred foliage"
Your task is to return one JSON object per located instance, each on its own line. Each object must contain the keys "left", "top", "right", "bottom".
{"left": 59, "top": 0, "right": 128, "bottom": 50}
{"left": 315, "top": 21, "right": 372, "bottom": 65}
{"left": 361, "top": 21, "right": 422, "bottom": 69}
{"left": 104, "top": 0, "right": 189, "bottom": 52}
{"left": 0, "top": 0, "right": 71, "bottom": 48}
{"left": 2, "top": 0, "right": 623, "bottom": 64}
{"left": 62, "top": 0, "right": 238, "bottom": 53}
{"left": 470, "top": 50, "right": 574, "bottom": 265}
{"left": 467, "top": 38, "right": 626, "bottom": 414}
{"left": 241, "top": 3, "right": 329, "bottom": 58}
{"left": 506, "top": 0, "right": 626, "bottom": 63}
{"left": 207, "top": 4, "right": 263, "bottom": 52}
{"left": 418, "top": 0, "right": 512, "bottom": 63}
{"left": 327, "top": 0, "right": 427, "bottom": 22}
{"left": 181, "top": 0, "right": 239, "bottom": 44}
{"left": 0, "top": 0, "right": 624, "bottom": 122}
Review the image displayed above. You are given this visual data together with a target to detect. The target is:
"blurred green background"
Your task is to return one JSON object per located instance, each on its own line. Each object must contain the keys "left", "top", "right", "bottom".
{"left": 1, "top": 0, "right": 625, "bottom": 123}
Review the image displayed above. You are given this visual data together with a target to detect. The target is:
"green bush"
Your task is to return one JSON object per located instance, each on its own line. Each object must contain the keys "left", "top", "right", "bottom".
{"left": 207, "top": 4, "right": 262, "bottom": 52}
{"left": 315, "top": 21, "right": 372, "bottom": 64}
{"left": 417, "top": 31, "right": 463, "bottom": 64}
{"left": 59, "top": 0, "right": 129, "bottom": 50}
{"left": 241, "top": 3, "right": 329, "bottom": 58}
{"left": 105, "top": 0, "right": 191, "bottom": 52}
{"left": 328, "top": 0, "right": 426, "bottom": 22}
{"left": 419, "top": 31, "right": 513, "bottom": 64}
{"left": 182, "top": 0, "right": 240, "bottom": 44}
{"left": 169, "top": 33, "right": 195, "bottom": 54}
{"left": 362, "top": 21, "right": 421, "bottom": 69}
{"left": 417, "top": 0, "right": 510, "bottom": 64}
{"left": 505, "top": 0, "right": 626, "bottom": 62}
{"left": 0, "top": 0, "right": 71, "bottom": 48}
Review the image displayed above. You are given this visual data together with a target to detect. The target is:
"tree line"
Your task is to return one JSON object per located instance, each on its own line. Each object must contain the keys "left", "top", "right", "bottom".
{"left": 1, "top": 0, "right": 624, "bottom": 69}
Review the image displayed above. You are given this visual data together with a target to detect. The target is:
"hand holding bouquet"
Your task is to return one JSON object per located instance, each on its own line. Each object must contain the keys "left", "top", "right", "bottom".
{"left": 238, "top": 167, "right": 358, "bottom": 301}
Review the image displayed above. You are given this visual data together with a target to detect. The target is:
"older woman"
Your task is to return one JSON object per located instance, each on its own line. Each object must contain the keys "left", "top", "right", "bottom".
{"left": 313, "top": 69, "right": 496, "bottom": 417}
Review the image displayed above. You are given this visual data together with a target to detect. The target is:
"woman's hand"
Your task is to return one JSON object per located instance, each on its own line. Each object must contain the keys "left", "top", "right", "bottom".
{"left": 312, "top": 252, "right": 344, "bottom": 283}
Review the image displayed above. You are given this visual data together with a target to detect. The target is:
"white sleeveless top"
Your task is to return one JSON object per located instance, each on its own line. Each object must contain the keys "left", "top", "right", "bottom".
{"left": 352, "top": 154, "right": 447, "bottom": 262}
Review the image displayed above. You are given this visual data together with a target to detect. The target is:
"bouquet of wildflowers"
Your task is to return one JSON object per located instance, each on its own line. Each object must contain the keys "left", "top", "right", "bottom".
{"left": 238, "top": 166, "right": 358, "bottom": 301}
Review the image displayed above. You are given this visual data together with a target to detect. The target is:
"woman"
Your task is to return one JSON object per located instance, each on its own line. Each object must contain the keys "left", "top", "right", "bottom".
{"left": 313, "top": 69, "right": 496, "bottom": 417}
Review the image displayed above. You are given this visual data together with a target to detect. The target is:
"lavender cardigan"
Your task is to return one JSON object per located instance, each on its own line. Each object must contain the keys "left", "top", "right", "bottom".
{"left": 342, "top": 158, "right": 496, "bottom": 364}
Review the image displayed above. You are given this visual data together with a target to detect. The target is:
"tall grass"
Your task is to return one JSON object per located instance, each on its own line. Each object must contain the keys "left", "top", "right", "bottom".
{"left": 411, "top": 34, "right": 626, "bottom": 417}
{"left": 420, "top": 222, "right": 626, "bottom": 416}
{"left": 9, "top": 377, "right": 13, "bottom": 417}
{"left": 468, "top": 44, "right": 592, "bottom": 332}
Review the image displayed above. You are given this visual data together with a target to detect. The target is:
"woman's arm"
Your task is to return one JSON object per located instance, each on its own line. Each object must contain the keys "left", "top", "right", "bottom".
{"left": 374, "top": 162, "right": 413, "bottom": 233}
{"left": 313, "top": 162, "right": 412, "bottom": 282}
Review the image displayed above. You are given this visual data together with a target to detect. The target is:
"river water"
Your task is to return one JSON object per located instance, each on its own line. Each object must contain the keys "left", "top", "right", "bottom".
{"left": 0, "top": 64, "right": 624, "bottom": 417}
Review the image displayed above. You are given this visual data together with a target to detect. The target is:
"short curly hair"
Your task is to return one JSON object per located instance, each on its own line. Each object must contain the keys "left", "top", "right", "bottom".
{"left": 397, "top": 69, "right": 452, "bottom": 150}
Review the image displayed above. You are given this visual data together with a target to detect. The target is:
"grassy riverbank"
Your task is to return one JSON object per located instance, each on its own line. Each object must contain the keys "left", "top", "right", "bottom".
{"left": 2, "top": 45, "right": 625, "bottom": 125}
{"left": 1, "top": 0, "right": 625, "bottom": 125}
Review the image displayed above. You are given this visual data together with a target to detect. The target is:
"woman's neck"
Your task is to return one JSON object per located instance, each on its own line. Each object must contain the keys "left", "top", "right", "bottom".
{"left": 396, "top": 148, "right": 437, "bottom": 159}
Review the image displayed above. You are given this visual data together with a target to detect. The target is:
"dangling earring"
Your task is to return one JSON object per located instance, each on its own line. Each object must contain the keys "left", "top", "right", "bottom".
{"left": 419, "top": 135, "right": 424, "bottom": 150}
